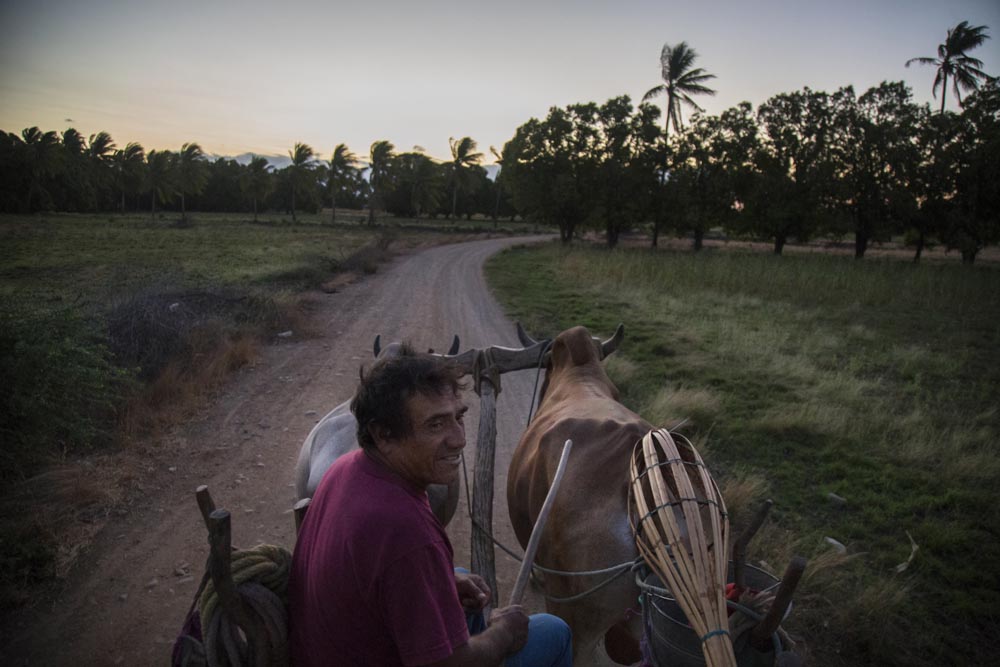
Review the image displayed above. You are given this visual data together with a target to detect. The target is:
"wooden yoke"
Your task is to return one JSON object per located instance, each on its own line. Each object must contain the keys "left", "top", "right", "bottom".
{"left": 447, "top": 328, "right": 551, "bottom": 607}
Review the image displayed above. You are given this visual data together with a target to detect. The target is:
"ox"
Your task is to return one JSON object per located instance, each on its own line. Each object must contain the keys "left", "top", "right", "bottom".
{"left": 294, "top": 334, "right": 462, "bottom": 526}
{"left": 508, "top": 325, "right": 650, "bottom": 666}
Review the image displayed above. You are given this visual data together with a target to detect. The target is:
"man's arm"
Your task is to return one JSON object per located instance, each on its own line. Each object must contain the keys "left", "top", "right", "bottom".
{"left": 424, "top": 605, "right": 529, "bottom": 667}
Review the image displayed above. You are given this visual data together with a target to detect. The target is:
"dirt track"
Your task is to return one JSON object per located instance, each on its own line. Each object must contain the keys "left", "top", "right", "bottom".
{"left": 5, "top": 235, "right": 552, "bottom": 666}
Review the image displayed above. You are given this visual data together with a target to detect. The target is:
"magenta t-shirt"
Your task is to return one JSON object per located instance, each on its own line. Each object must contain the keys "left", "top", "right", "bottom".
{"left": 287, "top": 449, "right": 469, "bottom": 666}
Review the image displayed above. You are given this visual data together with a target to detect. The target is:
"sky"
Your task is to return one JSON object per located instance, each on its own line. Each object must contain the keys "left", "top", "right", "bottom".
{"left": 1, "top": 0, "right": 998, "bottom": 165}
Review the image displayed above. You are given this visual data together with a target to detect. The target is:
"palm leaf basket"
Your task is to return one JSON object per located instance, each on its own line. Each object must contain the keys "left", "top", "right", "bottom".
{"left": 630, "top": 428, "right": 736, "bottom": 667}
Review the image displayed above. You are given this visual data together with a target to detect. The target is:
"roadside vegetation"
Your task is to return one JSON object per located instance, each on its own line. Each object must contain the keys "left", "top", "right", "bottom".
{"left": 0, "top": 210, "right": 539, "bottom": 607}
{"left": 487, "top": 241, "right": 999, "bottom": 666}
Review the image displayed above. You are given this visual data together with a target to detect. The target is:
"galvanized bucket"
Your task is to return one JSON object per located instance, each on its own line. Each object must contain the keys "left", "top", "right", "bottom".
{"left": 639, "top": 564, "right": 789, "bottom": 667}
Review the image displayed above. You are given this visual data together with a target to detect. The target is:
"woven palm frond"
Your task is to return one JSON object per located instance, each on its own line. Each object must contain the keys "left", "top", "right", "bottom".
{"left": 630, "top": 428, "right": 735, "bottom": 667}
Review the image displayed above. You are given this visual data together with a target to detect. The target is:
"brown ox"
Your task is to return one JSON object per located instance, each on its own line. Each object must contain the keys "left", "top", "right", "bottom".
{"left": 507, "top": 325, "right": 650, "bottom": 666}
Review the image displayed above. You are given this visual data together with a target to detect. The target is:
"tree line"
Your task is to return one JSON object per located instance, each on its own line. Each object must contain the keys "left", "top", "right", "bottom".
{"left": 501, "top": 79, "right": 998, "bottom": 263}
{"left": 0, "top": 131, "right": 514, "bottom": 224}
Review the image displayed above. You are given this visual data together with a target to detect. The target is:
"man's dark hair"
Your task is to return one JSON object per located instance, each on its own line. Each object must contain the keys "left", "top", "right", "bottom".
{"left": 351, "top": 343, "right": 465, "bottom": 450}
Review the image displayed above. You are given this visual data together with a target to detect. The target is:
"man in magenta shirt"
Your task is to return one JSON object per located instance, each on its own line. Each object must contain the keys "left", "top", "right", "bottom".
{"left": 288, "top": 348, "right": 571, "bottom": 666}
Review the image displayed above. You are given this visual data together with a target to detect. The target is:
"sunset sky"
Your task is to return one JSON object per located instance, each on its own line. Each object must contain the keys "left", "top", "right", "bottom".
{"left": 2, "top": 0, "right": 998, "bottom": 164}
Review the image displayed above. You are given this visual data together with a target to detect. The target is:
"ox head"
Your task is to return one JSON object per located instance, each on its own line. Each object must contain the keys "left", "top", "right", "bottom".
{"left": 373, "top": 334, "right": 461, "bottom": 359}
{"left": 518, "top": 323, "right": 625, "bottom": 406}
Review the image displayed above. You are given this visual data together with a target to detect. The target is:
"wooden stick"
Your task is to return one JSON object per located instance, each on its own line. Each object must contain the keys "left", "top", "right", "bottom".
{"left": 196, "top": 485, "right": 215, "bottom": 532}
{"left": 733, "top": 499, "right": 773, "bottom": 591}
{"left": 751, "top": 556, "right": 807, "bottom": 650}
{"left": 207, "top": 510, "right": 270, "bottom": 666}
{"left": 471, "top": 376, "right": 499, "bottom": 608}
{"left": 508, "top": 439, "right": 573, "bottom": 606}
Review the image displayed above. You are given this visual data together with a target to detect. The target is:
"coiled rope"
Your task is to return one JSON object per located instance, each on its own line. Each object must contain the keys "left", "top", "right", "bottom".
{"left": 184, "top": 544, "right": 292, "bottom": 667}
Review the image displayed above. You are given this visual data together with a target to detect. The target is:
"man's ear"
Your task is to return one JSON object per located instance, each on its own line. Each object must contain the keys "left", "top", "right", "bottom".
{"left": 368, "top": 422, "right": 393, "bottom": 448}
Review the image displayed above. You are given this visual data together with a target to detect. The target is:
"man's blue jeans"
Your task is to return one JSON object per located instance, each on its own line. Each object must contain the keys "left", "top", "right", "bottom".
{"left": 466, "top": 608, "right": 573, "bottom": 667}
{"left": 456, "top": 566, "right": 572, "bottom": 666}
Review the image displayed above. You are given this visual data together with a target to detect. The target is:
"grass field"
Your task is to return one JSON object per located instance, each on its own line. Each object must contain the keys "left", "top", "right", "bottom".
{"left": 486, "top": 241, "right": 1000, "bottom": 666}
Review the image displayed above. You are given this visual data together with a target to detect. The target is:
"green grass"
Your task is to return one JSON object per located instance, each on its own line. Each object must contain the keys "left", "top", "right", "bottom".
{"left": 486, "top": 242, "right": 1000, "bottom": 666}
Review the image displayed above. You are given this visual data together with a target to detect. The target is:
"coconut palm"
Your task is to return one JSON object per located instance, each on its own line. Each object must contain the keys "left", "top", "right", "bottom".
{"left": 22, "top": 127, "right": 62, "bottom": 212}
{"left": 489, "top": 145, "right": 506, "bottom": 224}
{"left": 367, "top": 140, "right": 394, "bottom": 224}
{"left": 113, "top": 142, "right": 145, "bottom": 213}
{"left": 241, "top": 155, "right": 272, "bottom": 222}
{"left": 906, "top": 21, "right": 992, "bottom": 113}
{"left": 288, "top": 142, "right": 316, "bottom": 222}
{"left": 146, "top": 149, "right": 174, "bottom": 217}
{"left": 642, "top": 41, "right": 717, "bottom": 136}
{"left": 176, "top": 142, "right": 207, "bottom": 222}
{"left": 327, "top": 143, "right": 358, "bottom": 224}
{"left": 447, "top": 136, "right": 483, "bottom": 218}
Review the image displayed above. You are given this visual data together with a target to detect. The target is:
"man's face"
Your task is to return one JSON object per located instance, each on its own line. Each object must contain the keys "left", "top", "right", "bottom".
{"left": 376, "top": 388, "right": 468, "bottom": 489}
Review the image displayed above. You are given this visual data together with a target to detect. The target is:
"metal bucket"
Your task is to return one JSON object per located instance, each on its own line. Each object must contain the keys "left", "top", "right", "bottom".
{"left": 640, "top": 564, "right": 787, "bottom": 667}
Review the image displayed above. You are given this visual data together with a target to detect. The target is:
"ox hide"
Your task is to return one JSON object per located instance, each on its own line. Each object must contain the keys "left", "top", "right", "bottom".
{"left": 508, "top": 326, "right": 651, "bottom": 666}
{"left": 293, "top": 339, "right": 460, "bottom": 527}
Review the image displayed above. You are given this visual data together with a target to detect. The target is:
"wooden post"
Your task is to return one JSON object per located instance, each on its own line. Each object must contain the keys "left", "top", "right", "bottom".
{"left": 207, "top": 510, "right": 270, "bottom": 667}
{"left": 471, "top": 376, "right": 499, "bottom": 607}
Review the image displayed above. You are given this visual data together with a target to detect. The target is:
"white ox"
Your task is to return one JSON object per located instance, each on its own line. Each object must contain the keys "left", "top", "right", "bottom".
{"left": 293, "top": 335, "right": 462, "bottom": 526}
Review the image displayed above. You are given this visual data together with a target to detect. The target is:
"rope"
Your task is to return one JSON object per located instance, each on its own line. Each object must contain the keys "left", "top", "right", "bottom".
{"left": 525, "top": 339, "right": 552, "bottom": 426}
{"left": 193, "top": 544, "right": 292, "bottom": 667}
{"left": 460, "top": 449, "right": 639, "bottom": 604}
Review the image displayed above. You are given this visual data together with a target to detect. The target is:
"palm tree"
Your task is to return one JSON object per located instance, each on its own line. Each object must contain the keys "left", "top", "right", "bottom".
{"left": 288, "top": 142, "right": 315, "bottom": 222}
{"left": 327, "top": 143, "right": 357, "bottom": 224}
{"left": 489, "top": 145, "right": 506, "bottom": 225}
{"left": 87, "top": 131, "right": 117, "bottom": 211}
{"left": 22, "top": 127, "right": 62, "bottom": 212}
{"left": 113, "top": 142, "right": 145, "bottom": 213}
{"left": 447, "top": 136, "right": 483, "bottom": 218}
{"left": 367, "top": 140, "right": 394, "bottom": 224}
{"left": 642, "top": 41, "right": 717, "bottom": 136}
{"left": 176, "top": 142, "right": 206, "bottom": 222}
{"left": 906, "top": 21, "right": 992, "bottom": 114}
{"left": 241, "top": 155, "right": 272, "bottom": 222}
{"left": 146, "top": 149, "right": 174, "bottom": 217}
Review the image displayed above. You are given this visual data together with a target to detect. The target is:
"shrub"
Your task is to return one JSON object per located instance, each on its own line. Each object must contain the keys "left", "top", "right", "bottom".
{"left": 0, "top": 297, "right": 129, "bottom": 481}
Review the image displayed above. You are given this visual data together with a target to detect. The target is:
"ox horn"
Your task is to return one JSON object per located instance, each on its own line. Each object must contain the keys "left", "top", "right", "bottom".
{"left": 373, "top": 334, "right": 382, "bottom": 358}
{"left": 516, "top": 322, "right": 538, "bottom": 347}
{"left": 599, "top": 323, "right": 625, "bottom": 359}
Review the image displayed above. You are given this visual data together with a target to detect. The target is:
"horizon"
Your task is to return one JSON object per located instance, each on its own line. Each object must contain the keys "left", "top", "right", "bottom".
{"left": 2, "top": 0, "right": 998, "bottom": 164}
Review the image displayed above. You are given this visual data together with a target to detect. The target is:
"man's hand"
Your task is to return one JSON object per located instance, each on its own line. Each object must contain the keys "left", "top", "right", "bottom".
{"left": 487, "top": 605, "right": 529, "bottom": 655}
{"left": 454, "top": 572, "right": 491, "bottom": 611}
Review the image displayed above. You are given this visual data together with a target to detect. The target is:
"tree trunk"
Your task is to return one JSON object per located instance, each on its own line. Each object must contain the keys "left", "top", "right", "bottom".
{"left": 962, "top": 248, "right": 977, "bottom": 264}
{"left": 451, "top": 184, "right": 458, "bottom": 220}
{"left": 913, "top": 232, "right": 925, "bottom": 263}
{"left": 693, "top": 229, "right": 704, "bottom": 251}
{"left": 291, "top": 189, "right": 297, "bottom": 223}
{"left": 331, "top": 194, "right": 336, "bottom": 225}
{"left": 940, "top": 73, "right": 948, "bottom": 115}
{"left": 181, "top": 193, "right": 186, "bottom": 222}
{"left": 121, "top": 191, "right": 126, "bottom": 214}
{"left": 607, "top": 224, "right": 619, "bottom": 248}
{"left": 774, "top": 234, "right": 786, "bottom": 255}
{"left": 854, "top": 230, "right": 868, "bottom": 258}
{"left": 651, "top": 223, "right": 660, "bottom": 248}
{"left": 253, "top": 196, "right": 258, "bottom": 223}
{"left": 151, "top": 193, "right": 156, "bottom": 218}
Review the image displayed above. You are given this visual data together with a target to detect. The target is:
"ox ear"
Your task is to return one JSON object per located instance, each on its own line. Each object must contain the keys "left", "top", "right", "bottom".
{"left": 599, "top": 323, "right": 625, "bottom": 359}
{"left": 373, "top": 334, "right": 381, "bottom": 358}
{"left": 516, "top": 322, "right": 538, "bottom": 347}
{"left": 447, "top": 335, "right": 460, "bottom": 356}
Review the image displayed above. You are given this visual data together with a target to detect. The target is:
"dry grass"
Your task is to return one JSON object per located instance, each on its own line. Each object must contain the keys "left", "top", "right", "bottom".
{"left": 644, "top": 384, "right": 722, "bottom": 430}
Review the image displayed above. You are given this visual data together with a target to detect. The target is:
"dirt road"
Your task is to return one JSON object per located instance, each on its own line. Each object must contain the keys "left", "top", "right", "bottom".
{"left": 6, "top": 235, "right": 551, "bottom": 666}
